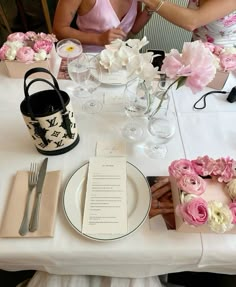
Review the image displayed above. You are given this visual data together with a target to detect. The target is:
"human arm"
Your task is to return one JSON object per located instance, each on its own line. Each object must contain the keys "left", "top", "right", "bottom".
{"left": 130, "top": 3, "right": 153, "bottom": 34}
{"left": 139, "top": 0, "right": 236, "bottom": 32}
{"left": 53, "top": 0, "right": 127, "bottom": 46}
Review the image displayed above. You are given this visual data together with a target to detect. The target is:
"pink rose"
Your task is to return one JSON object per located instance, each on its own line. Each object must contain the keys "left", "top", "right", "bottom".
{"left": 16, "top": 46, "right": 35, "bottom": 63}
{"left": 33, "top": 40, "right": 53, "bottom": 54}
{"left": 176, "top": 197, "right": 208, "bottom": 226}
{"left": 7, "top": 32, "right": 25, "bottom": 42}
{"left": 0, "top": 44, "right": 9, "bottom": 60}
{"left": 191, "top": 155, "right": 215, "bottom": 176}
{"left": 168, "top": 159, "right": 194, "bottom": 179}
{"left": 212, "top": 157, "right": 234, "bottom": 182}
{"left": 229, "top": 202, "right": 236, "bottom": 224}
{"left": 177, "top": 173, "right": 206, "bottom": 195}
{"left": 219, "top": 54, "right": 236, "bottom": 71}
{"left": 169, "top": 159, "right": 194, "bottom": 179}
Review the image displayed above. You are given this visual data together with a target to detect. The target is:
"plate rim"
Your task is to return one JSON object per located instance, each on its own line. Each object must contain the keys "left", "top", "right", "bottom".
{"left": 62, "top": 161, "right": 151, "bottom": 242}
{"left": 90, "top": 56, "right": 137, "bottom": 86}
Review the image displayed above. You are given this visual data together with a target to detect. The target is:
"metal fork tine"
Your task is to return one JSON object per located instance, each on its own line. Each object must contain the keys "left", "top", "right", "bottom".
{"left": 31, "top": 163, "right": 38, "bottom": 185}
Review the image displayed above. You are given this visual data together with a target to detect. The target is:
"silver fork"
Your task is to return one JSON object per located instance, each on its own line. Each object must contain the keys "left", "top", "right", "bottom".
{"left": 19, "top": 163, "right": 38, "bottom": 236}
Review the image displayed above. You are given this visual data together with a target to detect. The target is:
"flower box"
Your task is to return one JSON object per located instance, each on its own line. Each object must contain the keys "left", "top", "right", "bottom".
{"left": 207, "top": 70, "right": 229, "bottom": 90}
{"left": 4, "top": 57, "right": 51, "bottom": 78}
{"left": 0, "top": 31, "right": 57, "bottom": 78}
{"left": 169, "top": 157, "right": 236, "bottom": 234}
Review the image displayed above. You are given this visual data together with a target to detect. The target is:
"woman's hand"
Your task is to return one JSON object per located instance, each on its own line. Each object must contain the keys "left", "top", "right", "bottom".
{"left": 99, "top": 27, "right": 127, "bottom": 45}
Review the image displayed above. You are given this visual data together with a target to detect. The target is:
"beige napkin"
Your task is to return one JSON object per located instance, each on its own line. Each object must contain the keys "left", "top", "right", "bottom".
{"left": 0, "top": 170, "right": 62, "bottom": 238}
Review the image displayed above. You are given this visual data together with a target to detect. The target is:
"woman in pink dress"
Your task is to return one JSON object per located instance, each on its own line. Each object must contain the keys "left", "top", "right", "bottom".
{"left": 53, "top": 0, "right": 153, "bottom": 52}
{"left": 139, "top": 0, "right": 236, "bottom": 47}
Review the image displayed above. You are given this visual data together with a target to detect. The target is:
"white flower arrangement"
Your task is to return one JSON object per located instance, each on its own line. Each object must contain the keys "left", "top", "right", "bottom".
{"left": 99, "top": 36, "right": 157, "bottom": 82}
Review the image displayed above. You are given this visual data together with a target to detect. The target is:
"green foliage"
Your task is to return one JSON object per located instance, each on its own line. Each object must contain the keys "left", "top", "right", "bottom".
{"left": 176, "top": 76, "right": 187, "bottom": 89}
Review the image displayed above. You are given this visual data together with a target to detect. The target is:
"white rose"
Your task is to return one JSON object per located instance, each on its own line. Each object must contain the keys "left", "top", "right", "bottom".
{"left": 180, "top": 192, "right": 198, "bottom": 204}
{"left": 34, "top": 50, "right": 47, "bottom": 61}
{"left": 5, "top": 47, "right": 17, "bottom": 61}
{"left": 226, "top": 179, "right": 236, "bottom": 200}
{"left": 6, "top": 40, "right": 24, "bottom": 50}
{"left": 208, "top": 201, "right": 233, "bottom": 233}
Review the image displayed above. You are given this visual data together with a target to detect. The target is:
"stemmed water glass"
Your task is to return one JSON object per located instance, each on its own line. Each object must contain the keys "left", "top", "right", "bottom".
{"left": 145, "top": 108, "right": 176, "bottom": 158}
{"left": 122, "top": 78, "right": 152, "bottom": 141}
{"left": 56, "top": 38, "right": 102, "bottom": 113}
{"left": 67, "top": 52, "right": 103, "bottom": 113}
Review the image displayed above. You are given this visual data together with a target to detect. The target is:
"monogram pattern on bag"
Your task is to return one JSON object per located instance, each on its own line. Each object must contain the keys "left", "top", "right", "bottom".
{"left": 25, "top": 103, "right": 77, "bottom": 151}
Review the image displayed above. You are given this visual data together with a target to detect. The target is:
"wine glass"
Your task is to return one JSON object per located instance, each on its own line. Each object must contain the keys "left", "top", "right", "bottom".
{"left": 145, "top": 109, "right": 176, "bottom": 158}
{"left": 81, "top": 55, "right": 103, "bottom": 114}
{"left": 122, "top": 78, "right": 151, "bottom": 141}
{"left": 67, "top": 53, "right": 103, "bottom": 114}
{"left": 67, "top": 52, "right": 91, "bottom": 96}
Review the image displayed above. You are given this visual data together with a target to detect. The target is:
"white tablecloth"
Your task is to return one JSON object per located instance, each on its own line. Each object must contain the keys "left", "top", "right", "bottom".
{"left": 0, "top": 60, "right": 235, "bottom": 277}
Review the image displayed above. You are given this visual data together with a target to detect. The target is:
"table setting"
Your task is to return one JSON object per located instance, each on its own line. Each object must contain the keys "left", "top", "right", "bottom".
{"left": 1, "top": 32, "right": 236, "bottom": 278}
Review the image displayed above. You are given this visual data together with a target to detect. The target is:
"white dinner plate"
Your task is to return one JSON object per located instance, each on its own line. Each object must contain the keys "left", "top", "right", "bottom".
{"left": 63, "top": 162, "right": 151, "bottom": 241}
{"left": 90, "top": 56, "right": 136, "bottom": 86}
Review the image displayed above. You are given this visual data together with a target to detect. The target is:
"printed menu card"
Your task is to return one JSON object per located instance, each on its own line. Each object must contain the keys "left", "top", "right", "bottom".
{"left": 82, "top": 157, "right": 127, "bottom": 235}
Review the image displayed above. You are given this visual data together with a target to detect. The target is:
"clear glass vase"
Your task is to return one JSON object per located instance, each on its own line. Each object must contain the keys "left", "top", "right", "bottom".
{"left": 122, "top": 78, "right": 154, "bottom": 141}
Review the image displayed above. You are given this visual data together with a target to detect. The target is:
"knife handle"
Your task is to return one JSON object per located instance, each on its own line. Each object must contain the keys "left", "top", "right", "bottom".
{"left": 29, "top": 193, "right": 41, "bottom": 232}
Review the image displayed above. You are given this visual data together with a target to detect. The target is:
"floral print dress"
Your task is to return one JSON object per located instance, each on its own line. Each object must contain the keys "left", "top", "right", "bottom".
{"left": 188, "top": 0, "right": 236, "bottom": 47}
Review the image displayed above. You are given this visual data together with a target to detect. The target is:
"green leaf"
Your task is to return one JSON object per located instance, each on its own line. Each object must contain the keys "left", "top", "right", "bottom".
{"left": 176, "top": 76, "right": 187, "bottom": 89}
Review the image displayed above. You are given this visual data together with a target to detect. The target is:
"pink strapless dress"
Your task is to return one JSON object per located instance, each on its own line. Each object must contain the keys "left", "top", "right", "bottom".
{"left": 76, "top": 0, "right": 138, "bottom": 52}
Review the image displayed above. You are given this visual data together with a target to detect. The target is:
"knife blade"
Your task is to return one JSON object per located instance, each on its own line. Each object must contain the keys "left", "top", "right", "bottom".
{"left": 29, "top": 157, "right": 48, "bottom": 232}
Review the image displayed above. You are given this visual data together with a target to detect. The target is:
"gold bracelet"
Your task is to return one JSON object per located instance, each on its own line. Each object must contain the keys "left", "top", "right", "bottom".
{"left": 155, "top": 0, "right": 165, "bottom": 13}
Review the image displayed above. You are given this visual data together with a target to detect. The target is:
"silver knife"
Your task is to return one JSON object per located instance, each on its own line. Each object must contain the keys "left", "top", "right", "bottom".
{"left": 29, "top": 157, "right": 48, "bottom": 232}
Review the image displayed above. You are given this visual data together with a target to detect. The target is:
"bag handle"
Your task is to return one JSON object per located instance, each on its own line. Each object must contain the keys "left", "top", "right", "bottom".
{"left": 24, "top": 78, "right": 73, "bottom": 145}
{"left": 24, "top": 78, "right": 67, "bottom": 119}
{"left": 24, "top": 67, "right": 60, "bottom": 92}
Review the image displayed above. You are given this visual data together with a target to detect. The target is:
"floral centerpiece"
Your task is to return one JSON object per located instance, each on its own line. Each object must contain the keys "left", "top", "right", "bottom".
{"left": 99, "top": 36, "right": 157, "bottom": 82}
{"left": 0, "top": 31, "right": 57, "bottom": 78}
{"left": 151, "top": 40, "right": 217, "bottom": 117}
{"left": 169, "top": 156, "right": 236, "bottom": 233}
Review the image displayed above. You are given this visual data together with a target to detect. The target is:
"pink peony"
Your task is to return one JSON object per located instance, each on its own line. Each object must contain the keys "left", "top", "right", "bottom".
{"left": 177, "top": 173, "right": 206, "bottom": 195}
{"left": 25, "top": 31, "right": 37, "bottom": 41}
{"left": 161, "top": 40, "right": 216, "bottom": 93}
{"left": 212, "top": 157, "right": 234, "bottom": 183}
{"left": 33, "top": 40, "right": 53, "bottom": 54}
{"left": 16, "top": 46, "right": 35, "bottom": 63}
{"left": 168, "top": 159, "right": 194, "bottom": 179}
{"left": 229, "top": 202, "right": 236, "bottom": 224}
{"left": 219, "top": 53, "right": 236, "bottom": 71}
{"left": 191, "top": 155, "right": 216, "bottom": 176}
{"left": 7, "top": 32, "right": 25, "bottom": 42}
{"left": 176, "top": 197, "right": 208, "bottom": 226}
{"left": 0, "top": 44, "right": 9, "bottom": 60}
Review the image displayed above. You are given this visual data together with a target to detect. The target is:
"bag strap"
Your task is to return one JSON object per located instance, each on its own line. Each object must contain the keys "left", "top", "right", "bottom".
{"left": 24, "top": 67, "right": 60, "bottom": 93}
{"left": 24, "top": 78, "right": 73, "bottom": 143}
{"left": 24, "top": 78, "right": 67, "bottom": 120}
